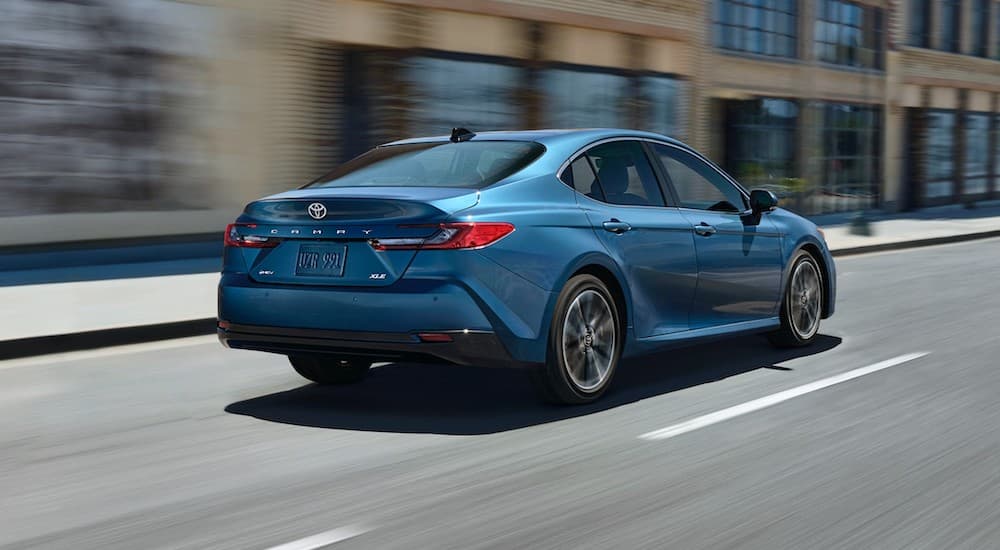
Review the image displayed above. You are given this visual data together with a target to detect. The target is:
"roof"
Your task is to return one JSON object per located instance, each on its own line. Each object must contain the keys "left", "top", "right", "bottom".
{"left": 384, "top": 128, "right": 688, "bottom": 150}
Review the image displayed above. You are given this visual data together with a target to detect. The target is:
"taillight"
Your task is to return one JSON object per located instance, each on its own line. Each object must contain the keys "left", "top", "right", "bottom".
{"left": 224, "top": 223, "right": 279, "bottom": 248}
{"left": 371, "top": 222, "right": 515, "bottom": 251}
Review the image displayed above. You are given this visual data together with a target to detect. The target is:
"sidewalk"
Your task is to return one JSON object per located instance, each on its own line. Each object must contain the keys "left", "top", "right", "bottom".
{"left": 3, "top": 205, "right": 1000, "bottom": 358}
{"left": 820, "top": 203, "right": 1000, "bottom": 255}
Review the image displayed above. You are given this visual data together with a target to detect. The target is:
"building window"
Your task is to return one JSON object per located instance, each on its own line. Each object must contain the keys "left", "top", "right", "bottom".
{"left": 714, "top": 0, "right": 798, "bottom": 59}
{"left": 995, "top": 115, "right": 1000, "bottom": 193}
{"left": 723, "top": 98, "right": 799, "bottom": 193}
{"left": 965, "top": 113, "right": 991, "bottom": 196}
{"left": 972, "top": 0, "right": 991, "bottom": 57}
{"left": 815, "top": 0, "right": 884, "bottom": 69}
{"left": 925, "top": 111, "right": 956, "bottom": 199}
{"left": 940, "top": 0, "right": 962, "bottom": 53}
{"left": 817, "top": 103, "right": 881, "bottom": 212}
{"left": 541, "top": 68, "right": 631, "bottom": 128}
{"left": 639, "top": 76, "right": 685, "bottom": 138}
{"left": 406, "top": 56, "right": 524, "bottom": 137}
{"left": 996, "top": 8, "right": 1000, "bottom": 59}
{"left": 908, "top": 0, "right": 931, "bottom": 47}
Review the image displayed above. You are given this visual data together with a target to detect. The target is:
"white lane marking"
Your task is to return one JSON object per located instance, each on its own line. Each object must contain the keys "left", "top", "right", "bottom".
{"left": 265, "top": 526, "right": 369, "bottom": 550}
{"left": 0, "top": 335, "right": 217, "bottom": 370}
{"left": 638, "top": 352, "right": 929, "bottom": 441}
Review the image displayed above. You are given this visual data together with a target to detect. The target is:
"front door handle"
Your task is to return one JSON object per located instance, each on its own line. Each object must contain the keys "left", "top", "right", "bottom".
{"left": 602, "top": 219, "right": 632, "bottom": 234}
{"left": 693, "top": 222, "right": 717, "bottom": 236}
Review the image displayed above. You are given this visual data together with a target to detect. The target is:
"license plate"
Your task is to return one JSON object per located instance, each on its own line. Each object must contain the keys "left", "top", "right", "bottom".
{"left": 295, "top": 244, "right": 347, "bottom": 277}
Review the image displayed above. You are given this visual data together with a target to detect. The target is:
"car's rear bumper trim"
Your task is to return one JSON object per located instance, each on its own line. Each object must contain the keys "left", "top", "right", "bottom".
{"left": 218, "top": 323, "right": 529, "bottom": 368}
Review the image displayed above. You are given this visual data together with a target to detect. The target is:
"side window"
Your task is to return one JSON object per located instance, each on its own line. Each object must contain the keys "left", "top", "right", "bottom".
{"left": 584, "top": 141, "right": 666, "bottom": 207}
{"left": 560, "top": 156, "right": 605, "bottom": 201}
{"left": 652, "top": 144, "right": 746, "bottom": 212}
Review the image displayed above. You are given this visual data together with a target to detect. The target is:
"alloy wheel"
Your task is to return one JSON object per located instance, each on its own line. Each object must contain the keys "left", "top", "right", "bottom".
{"left": 561, "top": 289, "right": 616, "bottom": 391}
{"left": 789, "top": 259, "right": 822, "bottom": 340}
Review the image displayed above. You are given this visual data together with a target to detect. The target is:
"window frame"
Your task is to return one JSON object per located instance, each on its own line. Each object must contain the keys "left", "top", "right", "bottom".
{"left": 940, "top": 0, "right": 962, "bottom": 53}
{"left": 649, "top": 142, "right": 752, "bottom": 215}
{"left": 814, "top": 0, "right": 885, "bottom": 70}
{"left": 404, "top": 49, "right": 529, "bottom": 137}
{"left": 923, "top": 109, "right": 958, "bottom": 202}
{"left": 583, "top": 140, "right": 670, "bottom": 208}
{"left": 971, "top": 0, "right": 991, "bottom": 57}
{"left": 907, "top": 0, "right": 932, "bottom": 48}
{"left": 557, "top": 137, "right": 749, "bottom": 212}
{"left": 713, "top": 0, "right": 799, "bottom": 59}
{"left": 815, "top": 102, "right": 883, "bottom": 212}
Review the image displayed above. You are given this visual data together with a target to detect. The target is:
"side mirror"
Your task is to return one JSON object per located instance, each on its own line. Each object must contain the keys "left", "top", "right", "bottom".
{"left": 749, "top": 189, "right": 779, "bottom": 214}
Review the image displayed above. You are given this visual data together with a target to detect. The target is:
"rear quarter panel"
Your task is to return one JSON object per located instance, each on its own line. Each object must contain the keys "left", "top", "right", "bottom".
{"left": 466, "top": 175, "right": 636, "bottom": 358}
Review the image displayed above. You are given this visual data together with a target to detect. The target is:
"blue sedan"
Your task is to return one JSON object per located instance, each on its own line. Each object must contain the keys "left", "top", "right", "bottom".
{"left": 218, "top": 128, "right": 835, "bottom": 404}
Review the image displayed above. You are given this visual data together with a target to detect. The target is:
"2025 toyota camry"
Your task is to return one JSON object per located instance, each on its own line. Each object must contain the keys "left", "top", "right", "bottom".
{"left": 218, "top": 128, "right": 835, "bottom": 404}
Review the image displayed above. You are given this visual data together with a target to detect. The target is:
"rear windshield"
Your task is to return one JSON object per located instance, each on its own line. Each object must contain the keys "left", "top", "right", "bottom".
{"left": 306, "top": 141, "right": 545, "bottom": 189}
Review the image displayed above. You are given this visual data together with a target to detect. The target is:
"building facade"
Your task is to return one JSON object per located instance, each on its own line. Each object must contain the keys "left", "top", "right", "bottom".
{"left": 3, "top": 0, "right": 999, "bottom": 244}
{"left": 242, "top": 0, "right": 1000, "bottom": 217}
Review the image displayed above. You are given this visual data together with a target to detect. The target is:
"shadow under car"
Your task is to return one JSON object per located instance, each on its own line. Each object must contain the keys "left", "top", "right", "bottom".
{"left": 225, "top": 333, "right": 842, "bottom": 435}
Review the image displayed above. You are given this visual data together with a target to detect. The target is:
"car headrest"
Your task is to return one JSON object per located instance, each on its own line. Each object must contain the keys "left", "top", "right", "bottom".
{"left": 597, "top": 157, "right": 630, "bottom": 195}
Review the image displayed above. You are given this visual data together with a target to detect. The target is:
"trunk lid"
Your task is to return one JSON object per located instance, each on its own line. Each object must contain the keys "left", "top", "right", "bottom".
{"left": 233, "top": 187, "right": 479, "bottom": 287}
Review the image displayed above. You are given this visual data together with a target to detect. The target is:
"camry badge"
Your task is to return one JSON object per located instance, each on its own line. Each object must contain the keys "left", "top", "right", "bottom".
{"left": 307, "top": 202, "right": 327, "bottom": 220}
{"left": 363, "top": 229, "right": 373, "bottom": 235}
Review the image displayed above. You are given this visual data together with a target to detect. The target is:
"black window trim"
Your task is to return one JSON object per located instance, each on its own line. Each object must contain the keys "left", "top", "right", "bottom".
{"left": 557, "top": 137, "right": 751, "bottom": 212}
{"left": 648, "top": 141, "right": 751, "bottom": 216}
{"left": 556, "top": 137, "right": 673, "bottom": 209}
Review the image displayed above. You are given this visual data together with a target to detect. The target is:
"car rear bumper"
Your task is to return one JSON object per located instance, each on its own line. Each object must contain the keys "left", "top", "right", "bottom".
{"left": 217, "top": 266, "right": 555, "bottom": 365}
{"left": 218, "top": 323, "right": 528, "bottom": 368}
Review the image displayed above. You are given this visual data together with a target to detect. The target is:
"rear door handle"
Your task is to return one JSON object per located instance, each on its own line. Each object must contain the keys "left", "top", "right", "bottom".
{"left": 602, "top": 219, "right": 632, "bottom": 234}
{"left": 693, "top": 222, "right": 717, "bottom": 236}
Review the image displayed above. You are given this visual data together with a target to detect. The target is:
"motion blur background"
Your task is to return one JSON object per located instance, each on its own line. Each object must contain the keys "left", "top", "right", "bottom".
{"left": 2, "top": 0, "right": 999, "bottom": 247}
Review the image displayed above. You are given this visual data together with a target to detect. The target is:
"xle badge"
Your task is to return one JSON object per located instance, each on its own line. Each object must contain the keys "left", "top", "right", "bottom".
{"left": 369, "top": 273, "right": 387, "bottom": 280}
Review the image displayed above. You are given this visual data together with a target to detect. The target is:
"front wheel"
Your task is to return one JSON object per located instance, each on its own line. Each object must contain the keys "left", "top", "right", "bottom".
{"left": 534, "top": 274, "right": 622, "bottom": 405}
{"left": 288, "top": 355, "right": 372, "bottom": 384}
{"left": 768, "top": 251, "right": 824, "bottom": 348}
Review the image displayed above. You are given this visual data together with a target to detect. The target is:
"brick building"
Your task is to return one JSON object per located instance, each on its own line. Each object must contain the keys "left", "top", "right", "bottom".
{"left": 232, "top": 0, "right": 999, "bottom": 216}
{"left": 4, "top": 0, "right": 999, "bottom": 243}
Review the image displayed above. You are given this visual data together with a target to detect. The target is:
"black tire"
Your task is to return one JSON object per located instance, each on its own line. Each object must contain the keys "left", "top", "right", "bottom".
{"left": 533, "top": 274, "right": 622, "bottom": 405}
{"left": 768, "top": 251, "right": 824, "bottom": 348}
{"left": 288, "top": 355, "right": 372, "bottom": 384}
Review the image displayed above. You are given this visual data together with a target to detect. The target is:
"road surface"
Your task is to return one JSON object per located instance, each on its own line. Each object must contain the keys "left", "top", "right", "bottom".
{"left": 2, "top": 238, "right": 999, "bottom": 549}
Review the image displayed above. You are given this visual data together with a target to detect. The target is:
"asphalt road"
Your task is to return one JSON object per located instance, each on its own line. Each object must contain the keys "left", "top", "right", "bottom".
{"left": 3, "top": 238, "right": 1000, "bottom": 549}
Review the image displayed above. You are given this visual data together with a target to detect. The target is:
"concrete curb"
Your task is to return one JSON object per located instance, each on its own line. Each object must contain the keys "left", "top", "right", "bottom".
{"left": 0, "top": 318, "right": 217, "bottom": 361}
{"left": 3, "top": 231, "right": 998, "bottom": 360}
{"left": 830, "top": 229, "right": 1000, "bottom": 257}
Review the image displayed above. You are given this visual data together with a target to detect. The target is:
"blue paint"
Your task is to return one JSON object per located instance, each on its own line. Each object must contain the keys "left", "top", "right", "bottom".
{"left": 219, "top": 129, "right": 836, "bottom": 365}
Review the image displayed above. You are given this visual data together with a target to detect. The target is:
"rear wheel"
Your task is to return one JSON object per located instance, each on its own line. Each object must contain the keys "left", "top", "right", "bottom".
{"left": 288, "top": 355, "right": 372, "bottom": 384}
{"left": 768, "top": 251, "right": 823, "bottom": 347}
{"left": 534, "top": 274, "right": 622, "bottom": 405}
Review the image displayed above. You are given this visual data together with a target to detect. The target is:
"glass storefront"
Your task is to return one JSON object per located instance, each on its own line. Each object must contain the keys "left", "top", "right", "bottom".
{"left": 964, "top": 113, "right": 990, "bottom": 197}
{"left": 406, "top": 56, "right": 524, "bottom": 137}
{"left": 541, "top": 68, "right": 631, "bottom": 128}
{"left": 722, "top": 98, "right": 799, "bottom": 192}
{"left": 816, "top": 102, "right": 881, "bottom": 212}
{"left": 925, "top": 111, "right": 956, "bottom": 200}
{"left": 995, "top": 115, "right": 1000, "bottom": 196}
{"left": 639, "top": 76, "right": 685, "bottom": 138}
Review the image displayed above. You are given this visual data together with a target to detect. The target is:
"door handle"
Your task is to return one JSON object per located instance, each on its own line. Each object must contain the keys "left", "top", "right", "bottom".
{"left": 693, "top": 222, "right": 717, "bottom": 236}
{"left": 602, "top": 219, "right": 632, "bottom": 234}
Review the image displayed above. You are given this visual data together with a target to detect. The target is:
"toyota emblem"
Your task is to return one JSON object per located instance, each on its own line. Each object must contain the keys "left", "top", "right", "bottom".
{"left": 307, "top": 202, "right": 327, "bottom": 220}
